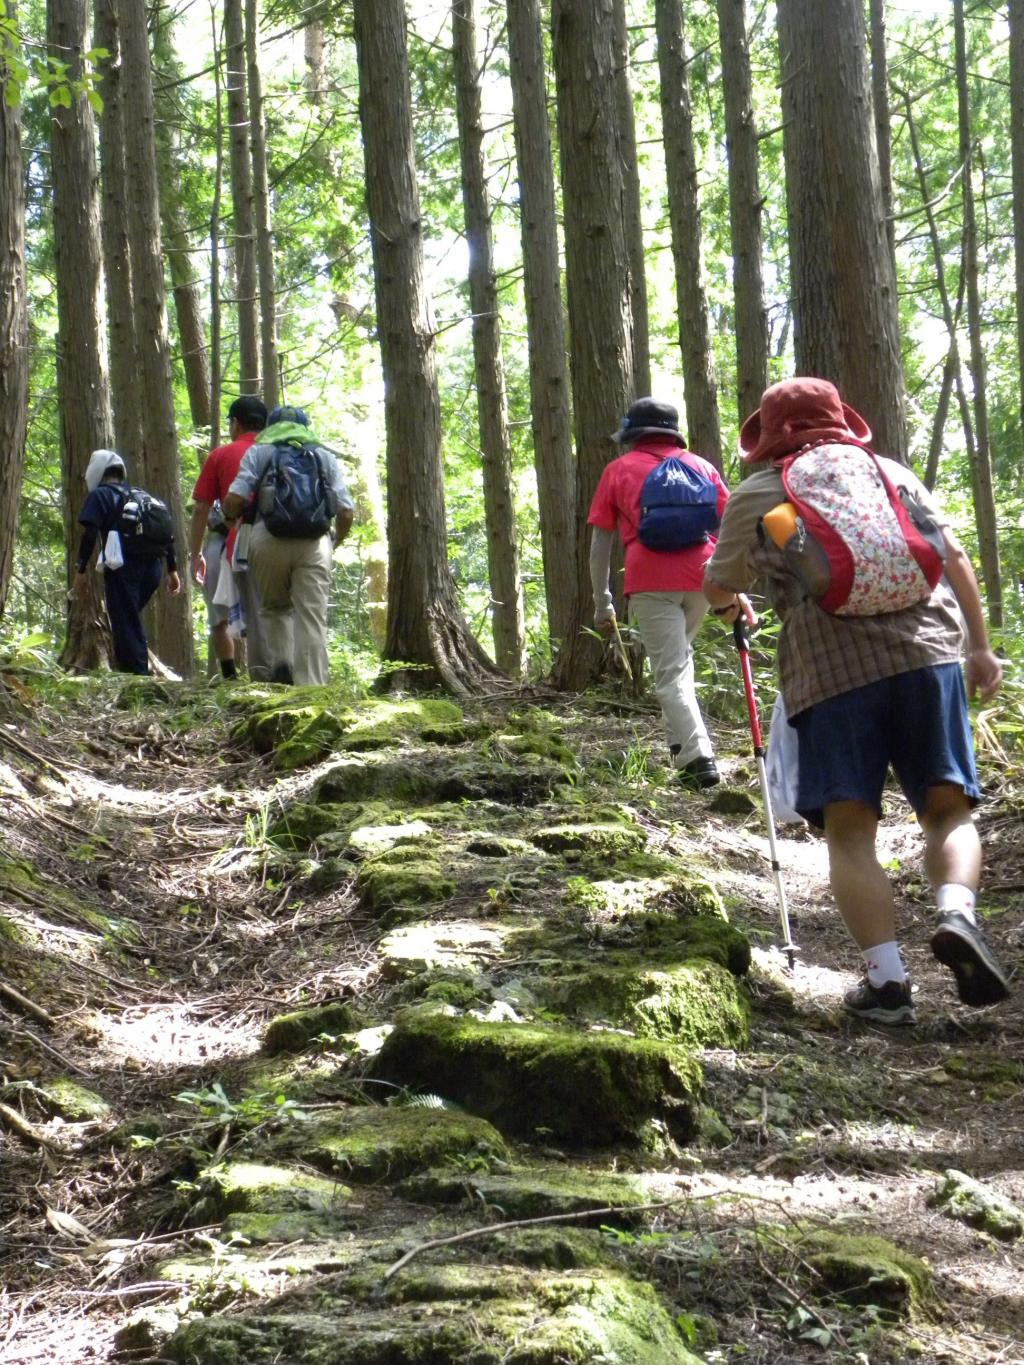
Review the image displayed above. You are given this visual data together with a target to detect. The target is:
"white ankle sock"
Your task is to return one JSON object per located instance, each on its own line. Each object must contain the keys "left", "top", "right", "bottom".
{"left": 936, "top": 884, "right": 977, "bottom": 923}
{"left": 862, "top": 940, "right": 906, "bottom": 987}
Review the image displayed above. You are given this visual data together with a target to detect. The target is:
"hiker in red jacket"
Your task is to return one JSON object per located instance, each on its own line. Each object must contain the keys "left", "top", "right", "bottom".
{"left": 705, "top": 377, "right": 1009, "bottom": 1024}
{"left": 589, "top": 398, "right": 746, "bottom": 789}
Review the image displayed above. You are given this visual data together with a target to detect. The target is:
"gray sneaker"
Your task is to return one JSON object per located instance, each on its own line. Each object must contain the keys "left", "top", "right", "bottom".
{"left": 843, "top": 976, "right": 916, "bottom": 1026}
{"left": 930, "top": 911, "right": 1010, "bottom": 1008}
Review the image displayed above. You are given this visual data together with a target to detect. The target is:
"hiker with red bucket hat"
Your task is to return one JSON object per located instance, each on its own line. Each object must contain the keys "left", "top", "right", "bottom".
{"left": 704, "top": 377, "right": 1009, "bottom": 1024}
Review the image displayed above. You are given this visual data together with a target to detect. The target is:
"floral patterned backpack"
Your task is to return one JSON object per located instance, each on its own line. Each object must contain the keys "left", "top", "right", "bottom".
{"left": 775, "top": 441, "right": 945, "bottom": 616}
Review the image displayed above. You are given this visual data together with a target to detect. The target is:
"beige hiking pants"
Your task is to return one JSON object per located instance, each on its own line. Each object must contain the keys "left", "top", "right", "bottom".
{"left": 628, "top": 590, "right": 713, "bottom": 766}
{"left": 248, "top": 522, "right": 333, "bottom": 685}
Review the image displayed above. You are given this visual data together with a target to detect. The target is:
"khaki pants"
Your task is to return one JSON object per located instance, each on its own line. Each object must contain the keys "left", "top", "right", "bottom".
{"left": 628, "top": 590, "right": 713, "bottom": 766}
{"left": 248, "top": 522, "right": 333, "bottom": 685}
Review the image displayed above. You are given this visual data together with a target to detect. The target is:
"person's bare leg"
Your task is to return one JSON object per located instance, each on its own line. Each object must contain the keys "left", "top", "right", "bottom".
{"left": 823, "top": 799, "right": 895, "bottom": 949}
{"left": 919, "top": 783, "right": 980, "bottom": 892}
{"left": 212, "top": 618, "right": 235, "bottom": 664}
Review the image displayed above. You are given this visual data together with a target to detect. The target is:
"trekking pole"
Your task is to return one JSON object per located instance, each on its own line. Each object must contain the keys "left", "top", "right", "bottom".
{"left": 733, "top": 618, "right": 798, "bottom": 971}
{"left": 608, "top": 613, "right": 634, "bottom": 678}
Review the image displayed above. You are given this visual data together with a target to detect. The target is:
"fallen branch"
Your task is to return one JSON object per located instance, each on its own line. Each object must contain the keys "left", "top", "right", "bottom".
{"left": 0, "top": 980, "right": 53, "bottom": 1027}
{"left": 381, "top": 1197, "right": 690, "bottom": 1285}
{"left": 0, "top": 1100, "right": 56, "bottom": 1149}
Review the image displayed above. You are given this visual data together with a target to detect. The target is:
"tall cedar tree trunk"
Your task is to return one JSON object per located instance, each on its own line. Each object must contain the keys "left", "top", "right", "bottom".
{"left": 868, "top": 0, "right": 897, "bottom": 273}
{"left": 452, "top": 0, "right": 525, "bottom": 677}
{"left": 210, "top": 9, "right": 225, "bottom": 449}
{"left": 899, "top": 87, "right": 977, "bottom": 503}
{"left": 0, "top": 0, "right": 28, "bottom": 619}
{"left": 953, "top": 0, "right": 1003, "bottom": 625}
{"left": 715, "top": 0, "right": 768, "bottom": 433}
{"left": 48, "top": 0, "right": 114, "bottom": 670}
{"left": 246, "top": 0, "right": 279, "bottom": 412}
{"left": 224, "top": 0, "right": 260, "bottom": 394}
{"left": 304, "top": 15, "right": 325, "bottom": 104}
{"left": 95, "top": 0, "right": 144, "bottom": 461}
{"left": 655, "top": 0, "right": 721, "bottom": 466}
{"left": 506, "top": 0, "right": 575, "bottom": 656}
{"left": 777, "top": 0, "right": 907, "bottom": 460}
{"left": 152, "top": 5, "right": 212, "bottom": 431}
{"left": 551, "top": 0, "right": 637, "bottom": 690}
{"left": 119, "top": 0, "right": 194, "bottom": 675}
{"left": 613, "top": 0, "right": 651, "bottom": 397}
{"left": 1009, "top": 0, "right": 1024, "bottom": 459}
{"left": 352, "top": 0, "right": 500, "bottom": 695}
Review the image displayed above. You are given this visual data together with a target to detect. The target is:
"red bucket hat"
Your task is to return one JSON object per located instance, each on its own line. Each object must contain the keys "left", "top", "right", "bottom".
{"left": 739, "top": 377, "right": 871, "bottom": 463}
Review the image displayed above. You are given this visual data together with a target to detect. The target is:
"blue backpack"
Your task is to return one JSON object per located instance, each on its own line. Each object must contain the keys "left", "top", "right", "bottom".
{"left": 636, "top": 455, "right": 720, "bottom": 550}
{"left": 258, "top": 442, "right": 337, "bottom": 539}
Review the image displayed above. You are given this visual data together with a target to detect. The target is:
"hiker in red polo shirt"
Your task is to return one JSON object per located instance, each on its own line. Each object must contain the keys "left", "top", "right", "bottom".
{"left": 189, "top": 396, "right": 270, "bottom": 681}
{"left": 589, "top": 398, "right": 742, "bottom": 789}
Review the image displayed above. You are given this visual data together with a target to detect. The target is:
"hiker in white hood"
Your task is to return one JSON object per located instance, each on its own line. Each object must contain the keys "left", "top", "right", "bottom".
{"left": 74, "top": 450, "right": 181, "bottom": 674}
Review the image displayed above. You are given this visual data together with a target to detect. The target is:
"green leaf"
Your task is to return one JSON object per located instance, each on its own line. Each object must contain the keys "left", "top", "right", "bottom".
{"left": 86, "top": 88, "right": 103, "bottom": 113}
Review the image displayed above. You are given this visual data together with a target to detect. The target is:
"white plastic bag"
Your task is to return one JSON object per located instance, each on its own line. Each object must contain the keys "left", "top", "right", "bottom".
{"left": 101, "top": 529, "right": 124, "bottom": 570}
{"left": 213, "top": 562, "right": 246, "bottom": 640}
{"left": 765, "top": 691, "right": 804, "bottom": 825}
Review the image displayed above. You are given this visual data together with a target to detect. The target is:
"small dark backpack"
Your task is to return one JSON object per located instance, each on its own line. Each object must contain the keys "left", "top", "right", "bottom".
{"left": 117, "top": 486, "right": 174, "bottom": 558}
{"left": 258, "top": 442, "right": 337, "bottom": 539}
{"left": 636, "top": 454, "right": 720, "bottom": 551}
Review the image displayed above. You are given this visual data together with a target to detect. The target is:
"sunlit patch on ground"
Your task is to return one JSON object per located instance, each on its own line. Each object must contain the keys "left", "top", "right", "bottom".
{"left": 87, "top": 1002, "right": 262, "bottom": 1069}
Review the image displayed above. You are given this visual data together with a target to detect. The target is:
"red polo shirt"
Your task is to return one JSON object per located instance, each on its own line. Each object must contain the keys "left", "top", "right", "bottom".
{"left": 192, "top": 430, "right": 259, "bottom": 561}
{"left": 588, "top": 444, "right": 730, "bottom": 594}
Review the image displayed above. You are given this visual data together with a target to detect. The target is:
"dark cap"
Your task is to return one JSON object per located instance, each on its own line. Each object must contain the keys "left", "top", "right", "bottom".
{"left": 267, "top": 405, "right": 309, "bottom": 428}
{"left": 227, "top": 395, "right": 268, "bottom": 431}
{"left": 611, "top": 397, "right": 682, "bottom": 444}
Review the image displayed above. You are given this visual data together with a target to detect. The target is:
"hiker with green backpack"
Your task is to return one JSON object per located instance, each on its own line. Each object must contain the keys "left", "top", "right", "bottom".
{"left": 222, "top": 406, "right": 354, "bottom": 686}
{"left": 704, "top": 377, "right": 1009, "bottom": 1024}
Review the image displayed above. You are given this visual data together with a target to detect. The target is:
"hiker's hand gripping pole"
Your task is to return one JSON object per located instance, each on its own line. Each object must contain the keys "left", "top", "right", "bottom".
{"left": 733, "top": 619, "right": 798, "bottom": 972}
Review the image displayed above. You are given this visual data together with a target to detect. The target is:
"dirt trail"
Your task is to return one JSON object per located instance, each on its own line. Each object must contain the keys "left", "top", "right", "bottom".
{"left": 0, "top": 671, "right": 1021, "bottom": 1364}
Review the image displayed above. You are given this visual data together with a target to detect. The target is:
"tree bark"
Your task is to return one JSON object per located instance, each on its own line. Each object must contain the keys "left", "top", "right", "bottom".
{"left": 1009, "top": 0, "right": 1024, "bottom": 453}
{"left": 506, "top": 0, "right": 575, "bottom": 658}
{"left": 94, "top": 0, "right": 144, "bottom": 461}
{"left": 47, "top": 0, "right": 114, "bottom": 670}
{"left": 119, "top": 0, "right": 194, "bottom": 675}
{"left": 953, "top": 0, "right": 1002, "bottom": 625}
{"left": 715, "top": 0, "right": 768, "bottom": 432}
{"left": 0, "top": 0, "right": 28, "bottom": 620}
{"left": 304, "top": 15, "right": 326, "bottom": 104}
{"left": 868, "top": 0, "right": 897, "bottom": 275}
{"left": 655, "top": 0, "right": 721, "bottom": 466}
{"left": 152, "top": 6, "right": 212, "bottom": 433}
{"left": 551, "top": 0, "right": 638, "bottom": 690}
{"left": 352, "top": 0, "right": 500, "bottom": 696}
{"left": 224, "top": 0, "right": 259, "bottom": 395}
{"left": 452, "top": 0, "right": 525, "bottom": 677}
{"left": 210, "top": 7, "right": 225, "bottom": 450}
{"left": 613, "top": 0, "right": 651, "bottom": 398}
{"left": 777, "top": 0, "right": 907, "bottom": 460}
{"left": 246, "top": 0, "right": 279, "bottom": 412}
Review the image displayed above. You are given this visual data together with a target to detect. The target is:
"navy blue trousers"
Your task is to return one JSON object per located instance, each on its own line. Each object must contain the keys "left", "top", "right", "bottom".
{"left": 104, "top": 558, "right": 163, "bottom": 674}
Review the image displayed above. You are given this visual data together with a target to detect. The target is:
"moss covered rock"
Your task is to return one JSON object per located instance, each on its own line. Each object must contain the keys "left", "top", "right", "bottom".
{"left": 264, "top": 1002, "right": 359, "bottom": 1054}
{"left": 338, "top": 697, "right": 464, "bottom": 751}
{"left": 932, "top": 1169, "right": 1024, "bottom": 1241}
{"left": 267, "top": 801, "right": 354, "bottom": 851}
{"left": 235, "top": 690, "right": 351, "bottom": 770}
{"left": 293, "top": 1104, "right": 510, "bottom": 1183}
{"left": 532, "top": 960, "right": 750, "bottom": 1050}
{"left": 357, "top": 847, "right": 456, "bottom": 917}
{"left": 315, "top": 757, "right": 435, "bottom": 805}
{"left": 193, "top": 1161, "right": 351, "bottom": 1218}
{"left": 798, "top": 1230, "right": 933, "bottom": 1316}
{"left": 35, "top": 1077, "right": 113, "bottom": 1122}
{"left": 370, "top": 1009, "right": 702, "bottom": 1146}
{"left": 378, "top": 920, "right": 510, "bottom": 980}
{"left": 532, "top": 821, "right": 646, "bottom": 859}
{"left": 163, "top": 1265, "right": 704, "bottom": 1364}
{"left": 399, "top": 1165, "right": 651, "bottom": 1223}
{"left": 347, "top": 818, "right": 433, "bottom": 858}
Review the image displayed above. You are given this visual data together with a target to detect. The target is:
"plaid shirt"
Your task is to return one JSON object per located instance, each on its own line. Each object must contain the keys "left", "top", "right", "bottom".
{"left": 706, "top": 459, "right": 965, "bottom": 717}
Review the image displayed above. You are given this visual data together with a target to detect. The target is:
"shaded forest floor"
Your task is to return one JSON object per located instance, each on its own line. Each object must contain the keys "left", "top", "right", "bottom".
{"left": 0, "top": 664, "right": 1022, "bottom": 1364}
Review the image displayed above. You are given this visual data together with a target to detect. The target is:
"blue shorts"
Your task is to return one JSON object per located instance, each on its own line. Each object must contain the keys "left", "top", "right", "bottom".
{"left": 792, "top": 663, "right": 979, "bottom": 829}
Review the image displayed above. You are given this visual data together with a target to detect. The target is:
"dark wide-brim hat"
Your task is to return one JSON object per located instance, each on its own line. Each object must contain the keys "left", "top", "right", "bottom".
{"left": 611, "top": 397, "right": 682, "bottom": 444}
{"left": 740, "top": 377, "right": 871, "bottom": 463}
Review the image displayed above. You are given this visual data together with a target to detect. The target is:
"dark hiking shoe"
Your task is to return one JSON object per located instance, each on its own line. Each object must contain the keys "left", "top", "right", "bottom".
{"left": 930, "top": 911, "right": 1010, "bottom": 1008}
{"left": 270, "top": 662, "right": 295, "bottom": 685}
{"left": 676, "top": 756, "right": 720, "bottom": 790}
{"left": 843, "top": 977, "right": 916, "bottom": 1026}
